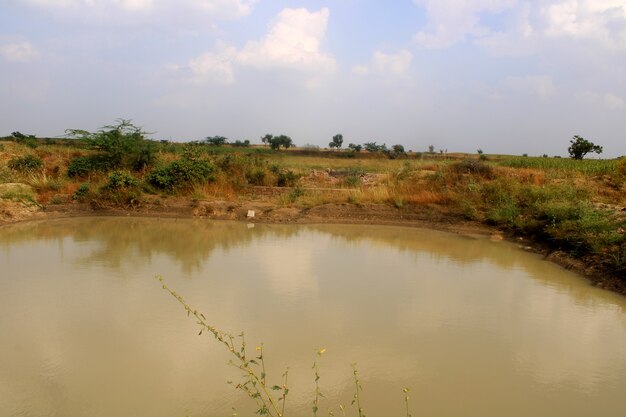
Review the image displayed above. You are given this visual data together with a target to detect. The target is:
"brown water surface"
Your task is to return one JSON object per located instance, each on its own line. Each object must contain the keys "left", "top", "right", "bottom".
{"left": 1, "top": 217, "right": 626, "bottom": 417}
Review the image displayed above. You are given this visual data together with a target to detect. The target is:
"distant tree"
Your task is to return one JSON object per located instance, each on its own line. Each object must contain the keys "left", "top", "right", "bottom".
{"left": 392, "top": 144, "right": 405, "bottom": 154}
{"left": 364, "top": 142, "right": 387, "bottom": 152}
{"left": 261, "top": 134, "right": 273, "bottom": 146}
{"left": 477, "top": 149, "right": 483, "bottom": 155}
{"left": 205, "top": 136, "right": 228, "bottom": 146}
{"left": 568, "top": 135, "right": 603, "bottom": 160}
{"left": 329, "top": 134, "right": 343, "bottom": 149}
{"left": 348, "top": 143, "right": 362, "bottom": 152}
{"left": 268, "top": 134, "right": 293, "bottom": 150}
{"left": 428, "top": 145, "right": 435, "bottom": 153}
{"left": 232, "top": 139, "right": 250, "bottom": 147}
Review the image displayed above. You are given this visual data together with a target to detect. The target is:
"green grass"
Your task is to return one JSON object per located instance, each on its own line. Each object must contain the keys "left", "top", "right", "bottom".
{"left": 497, "top": 156, "right": 617, "bottom": 176}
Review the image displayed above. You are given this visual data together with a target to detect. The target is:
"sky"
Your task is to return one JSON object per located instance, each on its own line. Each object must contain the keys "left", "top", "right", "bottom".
{"left": 1, "top": 0, "right": 625, "bottom": 157}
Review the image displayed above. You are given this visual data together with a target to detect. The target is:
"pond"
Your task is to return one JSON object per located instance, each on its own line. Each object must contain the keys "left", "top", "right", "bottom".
{"left": 1, "top": 217, "right": 626, "bottom": 417}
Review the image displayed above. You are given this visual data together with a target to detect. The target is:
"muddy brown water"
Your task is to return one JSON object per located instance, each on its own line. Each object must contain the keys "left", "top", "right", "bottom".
{"left": 1, "top": 217, "right": 626, "bottom": 417}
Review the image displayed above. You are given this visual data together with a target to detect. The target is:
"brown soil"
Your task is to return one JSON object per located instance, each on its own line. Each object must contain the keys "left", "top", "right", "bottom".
{"left": 2, "top": 196, "right": 625, "bottom": 296}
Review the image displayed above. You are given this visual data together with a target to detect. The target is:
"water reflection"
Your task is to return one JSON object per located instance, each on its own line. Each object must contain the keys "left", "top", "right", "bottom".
{"left": 1, "top": 217, "right": 626, "bottom": 417}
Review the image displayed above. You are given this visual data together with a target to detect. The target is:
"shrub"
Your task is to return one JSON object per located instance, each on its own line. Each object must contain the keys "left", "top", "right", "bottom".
{"left": 103, "top": 171, "right": 139, "bottom": 190}
{"left": 451, "top": 159, "right": 493, "bottom": 177}
{"left": 67, "top": 155, "right": 116, "bottom": 178}
{"left": 276, "top": 169, "right": 299, "bottom": 187}
{"left": 246, "top": 167, "right": 267, "bottom": 185}
{"left": 147, "top": 159, "right": 216, "bottom": 192}
{"left": 67, "top": 156, "right": 94, "bottom": 178}
{"left": 73, "top": 183, "right": 91, "bottom": 201}
{"left": 8, "top": 154, "right": 43, "bottom": 172}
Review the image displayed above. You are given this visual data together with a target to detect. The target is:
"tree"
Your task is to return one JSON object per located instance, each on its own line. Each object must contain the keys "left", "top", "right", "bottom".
{"left": 65, "top": 119, "right": 156, "bottom": 171}
{"left": 364, "top": 142, "right": 387, "bottom": 153}
{"left": 428, "top": 145, "right": 435, "bottom": 153}
{"left": 268, "top": 134, "right": 293, "bottom": 150}
{"left": 348, "top": 143, "right": 362, "bottom": 152}
{"left": 205, "top": 136, "right": 228, "bottom": 146}
{"left": 261, "top": 134, "right": 273, "bottom": 146}
{"left": 329, "top": 134, "right": 343, "bottom": 149}
{"left": 568, "top": 135, "right": 603, "bottom": 160}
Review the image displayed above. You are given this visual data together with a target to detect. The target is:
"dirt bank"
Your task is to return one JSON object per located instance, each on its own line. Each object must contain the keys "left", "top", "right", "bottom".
{"left": 2, "top": 197, "right": 625, "bottom": 296}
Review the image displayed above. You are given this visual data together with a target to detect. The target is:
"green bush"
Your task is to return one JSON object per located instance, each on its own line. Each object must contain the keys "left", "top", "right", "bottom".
{"left": 8, "top": 154, "right": 43, "bottom": 172}
{"left": 103, "top": 171, "right": 139, "bottom": 191}
{"left": 73, "top": 183, "right": 91, "bottom": 201}
{"left": 67, "top": 156, "right": 94, "bottom": 178}
{"left": 146, "top": 159, "right": 216, "bottom": 191}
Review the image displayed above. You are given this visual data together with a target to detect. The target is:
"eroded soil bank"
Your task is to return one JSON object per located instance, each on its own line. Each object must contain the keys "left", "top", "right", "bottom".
{"left": 2, "top": 196, "right": 624, "bottom": 296}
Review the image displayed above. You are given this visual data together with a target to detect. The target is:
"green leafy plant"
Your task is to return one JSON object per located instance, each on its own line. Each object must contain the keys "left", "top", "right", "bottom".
{"left": 73, "top": 183, "right": 91, "bottom": 201}
{"left": 8, "top": 154, "right": 43, "bottom": 172}
{"left": 147, "top": 158, "right": 216, "bottom": 192}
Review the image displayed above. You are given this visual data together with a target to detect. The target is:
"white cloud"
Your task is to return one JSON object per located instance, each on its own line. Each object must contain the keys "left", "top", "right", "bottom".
{"left": 540, "top": 0, "right": 626, "bottom": 46}
{"left": 414, "top": 0, "right": 626, "bottom": 51}
{"left": 351, "top": 64, "right": 370, "bottom": 75}
{"left": 188, "top": 44, "right": 237, "bottom": 84}
{"left": 236, "top": 7, "right": 335, "bottom": 72}
{"left": 576, "top": 91, "right": 626, "bottom": 110}
{"left": 352, "top": 50, "right": 413, "bottom": 77}
{"left": 413, "top": 0, "right": 517, "bottom": 48}
{"left": 178, "top": 7, "right": 336, "bottom": 84}
{"left": 373, "top": 50, "right": 413, "bottom": 75}
{"left": 116, "top": 0, "right": 153, "bottom": 12}
{"left": 191, "top": 0, "right": 255, "bottom": 18}
{"left": 0, "top": 41, "right": 38, "bottom": 63}
{"left": 23, "top": 0, "right": 255, "bottom": 19}
{"left": 498, "top": 75, "right": 556, "bottom": 99}
{"left": 604, "top": 92, "right": 625, "bottom": 109}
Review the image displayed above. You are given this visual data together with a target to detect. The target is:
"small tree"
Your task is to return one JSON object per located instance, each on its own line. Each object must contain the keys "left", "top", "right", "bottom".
{"left": 329, "top": 134, "right": 343, "bottom": 149}
{"left": 205, "top": 136, "right": 228, "bottom": 146}
{"left": 65, "top": 119, "right": 156, "bottom": 171}
{"left": 568, "top": 135, "right": 603, "bottom": 160}
{"left": 348, "top": 143, "right": 362, "bottom": 152}
{"left": 428, "top": 145, "right": 435, "bottom": 153}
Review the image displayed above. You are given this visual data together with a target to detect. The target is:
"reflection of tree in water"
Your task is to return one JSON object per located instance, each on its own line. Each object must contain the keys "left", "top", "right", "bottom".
{"left": 0, "top": 218, "right": 302, "bottom": 274}
{"left": 0, "top": 217, "right": 600, "bottom": 297}
{"left": 303, "top": 224, "right": 525, "bottom": 269}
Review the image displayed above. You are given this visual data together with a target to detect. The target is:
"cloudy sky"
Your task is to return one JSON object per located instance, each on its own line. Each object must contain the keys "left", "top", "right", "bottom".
{"left": 1, "top": 0, "right": 625, "bottom": 156}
